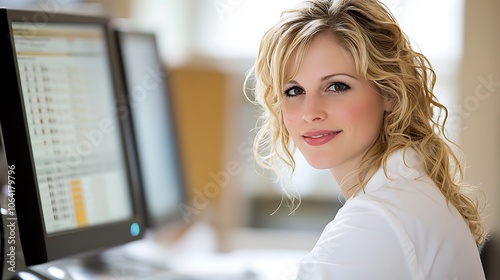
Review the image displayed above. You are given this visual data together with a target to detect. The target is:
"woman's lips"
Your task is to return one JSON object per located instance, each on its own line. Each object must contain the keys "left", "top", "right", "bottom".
{"left": 302, "top": 130, "right": 342, "bottom": 146}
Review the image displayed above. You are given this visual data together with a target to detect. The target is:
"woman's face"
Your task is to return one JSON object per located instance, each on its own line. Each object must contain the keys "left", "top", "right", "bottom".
{"left": 282, "top": 32, "right": 392, "bottom": 176}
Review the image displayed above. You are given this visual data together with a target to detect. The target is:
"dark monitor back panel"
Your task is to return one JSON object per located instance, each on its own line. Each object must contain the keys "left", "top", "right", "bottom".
{"left": 114, "top": 28, "right": 186, "bottom": 230}
{"left": 0, "top": 8, "right": 145, "bottom": 266}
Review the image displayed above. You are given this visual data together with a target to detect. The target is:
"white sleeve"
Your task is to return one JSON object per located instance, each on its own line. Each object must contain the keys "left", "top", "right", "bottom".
{"left": 290, "top": 199, "right": 425, "bottom": 280}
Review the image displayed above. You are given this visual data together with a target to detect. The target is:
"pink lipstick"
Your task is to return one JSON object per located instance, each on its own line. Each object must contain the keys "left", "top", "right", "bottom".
{"left": 302, "top": 130, "right": 341, "bottom": 146}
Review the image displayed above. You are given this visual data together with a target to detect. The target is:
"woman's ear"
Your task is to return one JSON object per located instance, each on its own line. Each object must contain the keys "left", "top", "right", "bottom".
{"left": 383, "top": 95, "right": 395, "bottom": 112}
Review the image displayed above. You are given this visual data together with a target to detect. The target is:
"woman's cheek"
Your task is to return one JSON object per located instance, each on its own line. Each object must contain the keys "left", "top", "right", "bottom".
{"left": 282, "top": 107, "right": 298, "bottom": 128}
{"left": 335, "top": 102, "right": 364, "bottom": 124}
{"left": 339, "top": 96, "right": 380, "bottom": 124}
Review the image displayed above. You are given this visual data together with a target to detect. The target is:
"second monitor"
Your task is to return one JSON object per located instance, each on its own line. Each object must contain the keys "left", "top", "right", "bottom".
{"left": 114, "top": 28, "right": 186, "bottom": 231}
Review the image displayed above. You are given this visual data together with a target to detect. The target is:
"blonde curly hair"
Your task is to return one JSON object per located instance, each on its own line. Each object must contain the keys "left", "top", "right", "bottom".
{"left": 245, "top": 0, "right": 486, "bottom": 246}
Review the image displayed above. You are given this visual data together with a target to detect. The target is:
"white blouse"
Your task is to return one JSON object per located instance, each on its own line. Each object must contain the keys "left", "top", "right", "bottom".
{"left": 290, "top": 149, "right": 485, "bottom": 280}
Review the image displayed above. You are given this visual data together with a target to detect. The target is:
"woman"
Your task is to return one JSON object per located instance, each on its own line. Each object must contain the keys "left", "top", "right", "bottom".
{"left": 245, "top": 0, "right": 486, "bottom": 279}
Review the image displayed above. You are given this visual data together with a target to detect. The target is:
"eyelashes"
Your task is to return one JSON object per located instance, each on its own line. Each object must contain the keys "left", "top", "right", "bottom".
{"left": 284, "top": 82, "right": 351, "bottom": 97}
{"left": 327, "top": 82, "right": 350, "bottom": 93}
{"left": 284, "top": 86, "right": 305, "bottom": 97}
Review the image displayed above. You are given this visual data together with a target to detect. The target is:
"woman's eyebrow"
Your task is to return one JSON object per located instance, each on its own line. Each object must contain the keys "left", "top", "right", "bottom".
{"left": 319, "top": 73, "right": 358, "bottom": 82}
{"left": 284, "top": 80, "right": 300, "bottom": 86}
{"left": 285, "top": 73, "right": 359, "bottom": 86}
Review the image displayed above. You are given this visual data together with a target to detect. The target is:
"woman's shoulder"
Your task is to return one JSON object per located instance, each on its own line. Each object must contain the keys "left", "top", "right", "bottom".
{"left": 345, "top": 177, "right": 463, "bottom": 237}
{"left": 347, "top": 147, "right": 457, "bottom": 229}
{"left": 322, "top": 197, "right": 416, "bottom": 254}
{"left": 300, "top": 197, "right": 424, "bottom": 279}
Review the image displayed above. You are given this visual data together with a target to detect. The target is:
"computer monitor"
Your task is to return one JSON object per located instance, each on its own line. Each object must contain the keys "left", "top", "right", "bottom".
{"left": 0, "top": 7, "right": 145, "bottom": 270}
{"left": 113, "top": 27, "right": 186, "bottom": 231}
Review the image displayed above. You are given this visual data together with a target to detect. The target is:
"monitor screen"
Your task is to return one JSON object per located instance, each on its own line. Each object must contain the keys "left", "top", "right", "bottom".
{"left": 13, "top": 22, "right": 133, "bottom": 234}
{"left": 0, "top": 8, "right": 145, "bottom": 266}
{"left": 114, "top": 29, "right": 186, "bottom": 229}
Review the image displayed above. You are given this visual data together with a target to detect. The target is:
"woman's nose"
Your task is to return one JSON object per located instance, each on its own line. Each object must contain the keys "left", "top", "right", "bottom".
{"left": 302, "top": 94, "right": 327, "bottom": 123}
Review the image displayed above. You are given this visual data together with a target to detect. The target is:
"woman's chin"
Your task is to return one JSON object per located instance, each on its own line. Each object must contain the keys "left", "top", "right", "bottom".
{"left": 305, "top": 159, "right": 337, "bottom": 170}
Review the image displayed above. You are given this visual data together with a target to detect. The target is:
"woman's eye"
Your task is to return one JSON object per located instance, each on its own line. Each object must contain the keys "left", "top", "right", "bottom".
{"left": 327, "top": 82, "right": 350, "bottom": 93}
{"left": 284, "top": 86, "right": 305, "bottom": 97}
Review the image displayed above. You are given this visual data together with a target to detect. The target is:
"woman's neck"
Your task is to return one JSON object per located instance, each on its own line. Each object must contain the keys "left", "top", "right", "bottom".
{"left": 330, "top": 164, "right": 361, "bottom": 200}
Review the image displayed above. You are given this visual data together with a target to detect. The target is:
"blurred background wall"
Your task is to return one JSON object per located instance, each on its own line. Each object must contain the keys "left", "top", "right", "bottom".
{"left": 1, "top": 0, "right": 498, "bottom": 277}
{"left": 460, "top": 1, "right": 500, "bottom": 278}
